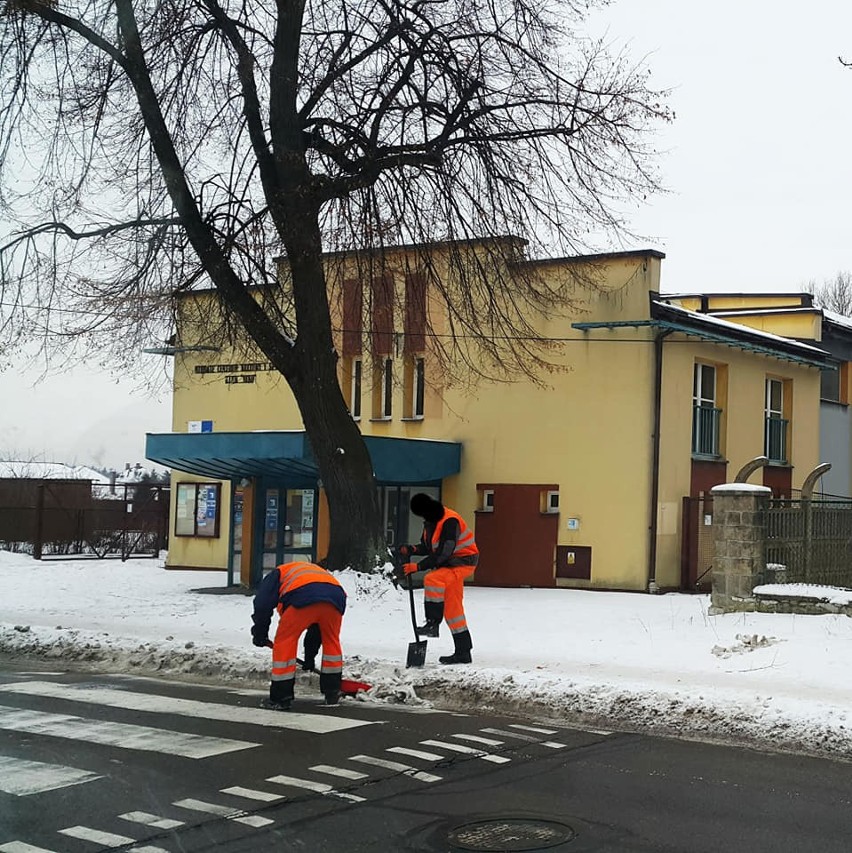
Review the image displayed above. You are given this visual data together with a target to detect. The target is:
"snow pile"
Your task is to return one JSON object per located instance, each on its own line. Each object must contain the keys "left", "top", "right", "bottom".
{"left": 753, "top": 583, "right": 852, "bottom": 606}
{"left": 2, "top": 551, "right": 852, "bottom": 760}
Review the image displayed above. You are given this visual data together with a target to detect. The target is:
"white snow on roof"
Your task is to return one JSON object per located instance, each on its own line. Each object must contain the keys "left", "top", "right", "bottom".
{"left": 0, "top": 461, "right": 111, "bottom": 483}
{"left": 822, "top": 308, "right": 852, "bottom": 332}
{"left": 654, "top": 300, "right": 828, "bottom": 357}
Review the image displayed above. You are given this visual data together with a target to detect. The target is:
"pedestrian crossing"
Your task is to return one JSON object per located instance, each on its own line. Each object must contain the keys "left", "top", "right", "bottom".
{"left": 0, "top": 675, "right": 602, "bottom": 852}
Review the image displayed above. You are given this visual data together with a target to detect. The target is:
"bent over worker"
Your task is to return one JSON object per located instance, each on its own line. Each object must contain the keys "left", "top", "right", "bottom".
{"left": 251, "top": 561, "right": 346, "bottom": 710}
{"left": 399, "top": 493, "right": 478, "bottom": 665}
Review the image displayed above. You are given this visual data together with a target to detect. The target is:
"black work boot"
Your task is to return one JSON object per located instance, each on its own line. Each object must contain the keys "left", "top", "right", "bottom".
{"left": 439, "top": 630, "right": 473, "bottom": 665}
{"left": 264, "top": 681, "right": 294, "bottom": 710}
{"left": 418, "top": 602, "right": 443, "bottom": 637}
{"left": 324, "top": 690, "right": 341, "bottom": 706}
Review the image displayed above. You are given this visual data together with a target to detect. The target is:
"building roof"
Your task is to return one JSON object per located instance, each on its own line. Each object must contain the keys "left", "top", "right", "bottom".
{"left": 145, "top": 431, "right": 462, "bottom": 485}
{"left": 572, "top": 301, "right": 830, "bottom": 368}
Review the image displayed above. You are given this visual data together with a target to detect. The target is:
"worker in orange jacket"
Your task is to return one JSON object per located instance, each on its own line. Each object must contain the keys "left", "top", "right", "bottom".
{"left": 251, "top": 561, "right": 346, "bottom": 710}
{"left": 399, "top": 493, "right": 478, "bottom": 665}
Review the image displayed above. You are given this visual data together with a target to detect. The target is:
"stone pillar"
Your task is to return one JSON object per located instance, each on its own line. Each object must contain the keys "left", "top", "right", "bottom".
{"left": 709, "top": 483, "right": 771, "bottom": 613}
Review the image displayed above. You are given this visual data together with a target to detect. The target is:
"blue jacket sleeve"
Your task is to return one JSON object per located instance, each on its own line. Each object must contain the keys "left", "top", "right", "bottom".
{"left": 251, "top": 569, "right": 280, "bottom": 644}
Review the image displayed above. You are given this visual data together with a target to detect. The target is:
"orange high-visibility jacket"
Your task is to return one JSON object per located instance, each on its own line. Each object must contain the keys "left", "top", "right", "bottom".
{"left": 427, "top": 509, "right": 478, "bottom": 559}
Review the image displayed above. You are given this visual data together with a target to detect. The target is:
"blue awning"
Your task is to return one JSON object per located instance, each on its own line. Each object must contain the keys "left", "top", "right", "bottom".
{"left": 145, "top": 430, "right": 461, "bottom": 485}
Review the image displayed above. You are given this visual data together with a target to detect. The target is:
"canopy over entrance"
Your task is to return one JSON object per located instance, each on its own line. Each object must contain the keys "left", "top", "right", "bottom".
{"left": 145, "top": 431, "right": 462, "bottom": 485}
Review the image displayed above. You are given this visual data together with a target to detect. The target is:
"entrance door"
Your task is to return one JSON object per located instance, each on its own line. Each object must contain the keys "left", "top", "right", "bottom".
{"left": 261, "top": 486, "right": 317, "bottom": 572}
{"left": 380, "top": 485, "right": 440, "bottom": 551}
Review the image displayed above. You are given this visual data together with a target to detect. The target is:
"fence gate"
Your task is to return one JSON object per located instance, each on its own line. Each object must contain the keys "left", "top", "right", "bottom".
{"left": 681, "top": 495, "right": 715, "bottom": 592}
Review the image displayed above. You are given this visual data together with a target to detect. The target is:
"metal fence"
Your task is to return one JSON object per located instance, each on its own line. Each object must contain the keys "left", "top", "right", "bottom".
{"left": 766, "top": 497, "right": 852, "bottom": 586}
{"left": 0, "top": 479, "right": 169, "bottom": 560}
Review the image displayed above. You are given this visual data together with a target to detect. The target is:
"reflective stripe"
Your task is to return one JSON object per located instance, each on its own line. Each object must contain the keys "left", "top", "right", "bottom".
{"left": 446, "top": 616, "right": 465, "bottom": 626}
{"left": 424, "top": 585, "right": 444, "bottom": 593}
{"left": 450, "top": 622, "right": 468, "bottom": 634}
{"left": 279, "top": 562, "right": 313, "bottom": 584}
{"left": 272, "top": 659, "right": 298, "bottom": 669}
{"left": 321, "top": 655, "right": 343, "bottom": 662}
{"left": 270, "top": 673, "right": 296, "bottom": 682}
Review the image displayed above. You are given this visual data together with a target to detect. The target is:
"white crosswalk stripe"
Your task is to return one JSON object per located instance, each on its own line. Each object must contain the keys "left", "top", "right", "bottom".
{"left": 348, "top": 754, "right": 442, "bottom": 783}
{"left": 479, "top": 726, "right": 567, "bottom": 748}
{"left": 0, "top": 755, "right": 101, "bottom": 795}
{"left": 452, "top": 733, "right": 504, "bottom": 746}
{"left": 0, "top": 842, "right": 60, "bottom": 853}
{"left": 0, "top": 681, "right": 374, "bottom": 734}
{"left": 420, "top": 739, "right": 510, "bottom": 764}
{"left": 58, "top": 826, "right": 137, "bottom": 847}
{"left": 119, "top": 811, "right": 185, "bottom": 830}
{"left": 509, "top": 724, "right": 558, "bottom": 734}
{"left": 266, "top": 775, "right": 365, "bottom": 803}
{"left": 387, "top": 746, "right": 445, "bottom": 761}
{"left": 220, "top": 786, "right": 284, "bottom": 802}
{"left": 309, "top": 764, "right": 369, "bottom": 780}
{"left": 173, "top": 798, "right": 274, "bottom": 828}
{"left": 0, "top": 705, "right": 255, "bottom": 759}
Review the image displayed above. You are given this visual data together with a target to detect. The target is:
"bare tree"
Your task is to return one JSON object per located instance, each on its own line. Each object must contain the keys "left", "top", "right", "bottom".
{"left": 805, "top": 272, "right": 852, "bottom": 317}
{"left": 0, "top": 0, "right": 669, "bottom": 571}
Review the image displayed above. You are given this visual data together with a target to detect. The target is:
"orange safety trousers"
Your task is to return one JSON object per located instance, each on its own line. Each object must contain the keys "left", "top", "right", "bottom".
{"left": 423, "top": 565, "right": 475, "bottom": 634}
{"left": 271, "top": 601, "right": 343, "bottom": 696}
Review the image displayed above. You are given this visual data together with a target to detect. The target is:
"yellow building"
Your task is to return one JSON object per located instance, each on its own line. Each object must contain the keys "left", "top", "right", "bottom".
{"left": 147, "top": 243, "right": 828, "bottom": 591}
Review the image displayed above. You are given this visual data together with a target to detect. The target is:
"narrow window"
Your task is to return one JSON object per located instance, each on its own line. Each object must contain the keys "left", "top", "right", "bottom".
{"left": 412, "top": 356, "right": 425, "bottom": 418}
{"left": 692, "top": 363, "right": 720, "bottom": 456}
{"left": 764, "top": 378, "right": 788, "bottom": 462}
{"left": 351, "top": 358, "right": 362, "bottom": 420}
{"left": 382, "top": 358, "right": 393, "bottom": 418}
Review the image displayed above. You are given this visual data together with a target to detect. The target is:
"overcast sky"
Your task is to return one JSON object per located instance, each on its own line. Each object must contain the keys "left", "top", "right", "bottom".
{"left": 2, "top": 0, "right": 851, "bottom": 469}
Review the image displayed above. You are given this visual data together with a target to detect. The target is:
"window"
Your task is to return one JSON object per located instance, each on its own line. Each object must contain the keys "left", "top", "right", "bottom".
{"left": 175, "top": 482, "right": 221, "bottom": 537}
{"left": 350, "top": 357, "right": 362, "bottom": 420}
{"left": 382, "top": 358, "right": 393, "bottom": 418}
{"left": 820, "top": 361, "right": 848, "bottom": 404}
{"left": 372, "top": 357, "right": 393, "bottom": 419}
{"left": 542, "top": 490, "right": 559, "bottom": 514}
{"left": 403, "top": 355, "right": 425, "bottom": 419}
{"left": 764, "top": 378, "right": 788, "bottom": 463}
{"left": 480, "top": 489, "right": 495, "bottom": 512}
{"left": 692, "top": 363, "right": 722, "bottom": 456}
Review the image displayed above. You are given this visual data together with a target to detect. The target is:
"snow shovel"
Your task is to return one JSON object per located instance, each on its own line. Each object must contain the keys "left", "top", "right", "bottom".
{"left": 294, "top": 657, "right": 371, "bottom": 697}
{"left": 406, "top": 573, "right": 428, "bottom": 668}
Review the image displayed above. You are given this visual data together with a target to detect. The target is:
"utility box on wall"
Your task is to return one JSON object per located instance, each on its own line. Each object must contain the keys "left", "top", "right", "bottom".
{"left": 556, "top": 545, "right": 592, "bottom": 580}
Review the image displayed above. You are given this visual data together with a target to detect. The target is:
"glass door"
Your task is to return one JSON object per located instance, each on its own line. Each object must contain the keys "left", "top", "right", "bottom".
{"left": 261, "top": 486, "right": 317, "bottom": 572}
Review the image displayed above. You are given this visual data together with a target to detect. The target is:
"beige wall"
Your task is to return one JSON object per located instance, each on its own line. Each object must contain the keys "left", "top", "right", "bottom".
{"left": 160, "top": 247, "right": 822, "bottom": 590}
{"left": 654, "top": 340, "right": 821, "bottom": 587}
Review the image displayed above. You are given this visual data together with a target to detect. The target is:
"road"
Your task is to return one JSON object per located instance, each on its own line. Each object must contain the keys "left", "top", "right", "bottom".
{"left": 1, "top": 664, "right": 851, "bottom": 852}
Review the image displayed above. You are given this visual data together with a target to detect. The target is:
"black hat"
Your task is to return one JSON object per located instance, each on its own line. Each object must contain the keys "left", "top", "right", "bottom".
{"left": 410, "top": 493, "right": 444, "bottom": 522}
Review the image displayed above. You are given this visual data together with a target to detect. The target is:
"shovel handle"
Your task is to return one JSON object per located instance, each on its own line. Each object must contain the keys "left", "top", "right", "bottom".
{"left": 407, "top": 572, "right": 421, "bottom": 640}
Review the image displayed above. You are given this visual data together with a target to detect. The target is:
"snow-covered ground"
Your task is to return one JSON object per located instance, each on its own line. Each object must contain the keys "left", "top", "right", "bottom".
{"left": 1, "top": 551, "right": 851, "bottom": 761}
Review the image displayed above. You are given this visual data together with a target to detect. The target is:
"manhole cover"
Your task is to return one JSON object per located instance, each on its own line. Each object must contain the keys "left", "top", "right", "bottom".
{"left": 448, "top": 818, "right": 576, "bottom": 851}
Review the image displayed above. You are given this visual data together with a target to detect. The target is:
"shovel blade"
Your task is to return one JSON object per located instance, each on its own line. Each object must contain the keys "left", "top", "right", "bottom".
{"left": 406, "top": 640, "right": 428, "bottom": 668}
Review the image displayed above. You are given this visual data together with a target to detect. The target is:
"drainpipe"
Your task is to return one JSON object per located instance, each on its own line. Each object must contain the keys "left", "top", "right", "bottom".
{"left": 647, "top": 329, "right": 672, "bottom": 593}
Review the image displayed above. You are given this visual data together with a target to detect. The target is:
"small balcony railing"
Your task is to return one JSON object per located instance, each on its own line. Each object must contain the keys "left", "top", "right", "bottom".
{"left": 765, "top": 416, "right": 788, "bottom": 463}
{"left": 692, "top": 405, "right": 722, "bottom": 457}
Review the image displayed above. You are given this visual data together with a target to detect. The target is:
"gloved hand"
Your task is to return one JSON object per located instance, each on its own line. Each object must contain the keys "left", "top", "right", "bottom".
{"left": 301, "top": 657, "right": 316, "bottom": 672}
{"left": 403, "top": 562, "right": 418, "bottom": 575}
{"left": 252, "top": 632, "right": 271, "bottom": 648}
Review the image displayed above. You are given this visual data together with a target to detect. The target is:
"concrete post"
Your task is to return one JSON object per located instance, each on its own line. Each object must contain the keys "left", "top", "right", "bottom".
{"left": 709, "top": 483, "right": 771, "bottom": 613}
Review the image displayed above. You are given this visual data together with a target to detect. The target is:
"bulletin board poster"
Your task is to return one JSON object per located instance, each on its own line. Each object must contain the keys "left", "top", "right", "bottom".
{"left": 196, "top": 485, "right": 219, "bottom": 537}
{"left": 175, "top": 484, "right": 196, "bottom": 536}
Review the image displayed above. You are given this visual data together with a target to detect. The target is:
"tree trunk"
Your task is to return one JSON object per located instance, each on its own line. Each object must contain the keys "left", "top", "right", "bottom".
{"left": 277, "top": 200, "right": 385, "bottom": 573}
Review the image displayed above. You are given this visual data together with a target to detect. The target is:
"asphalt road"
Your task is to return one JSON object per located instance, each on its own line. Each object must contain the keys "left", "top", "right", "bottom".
{"left": 1, "top": 664, "right": 851, "bottom": 853}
